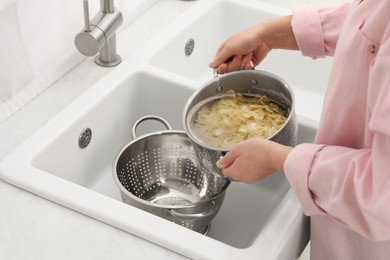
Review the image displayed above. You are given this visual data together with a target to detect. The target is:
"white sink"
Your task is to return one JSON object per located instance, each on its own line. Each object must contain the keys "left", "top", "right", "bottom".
{"left": 0, "top": 0, "right": 325, "bottom": 259}
{"left": 0, "top": 64, "right": 316, "bottom": 258}
{"left": 148, "top": 0, "right": 332, "bottom": 121}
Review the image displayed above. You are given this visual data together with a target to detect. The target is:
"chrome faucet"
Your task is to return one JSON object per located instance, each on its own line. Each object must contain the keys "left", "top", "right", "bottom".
{"left": 75, "top": 0, "right": 123, "bottom": 67}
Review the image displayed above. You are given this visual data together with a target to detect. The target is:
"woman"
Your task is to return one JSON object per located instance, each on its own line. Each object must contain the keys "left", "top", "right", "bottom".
{"left": 209, "top": 0, "right": 390, "bottom": 259}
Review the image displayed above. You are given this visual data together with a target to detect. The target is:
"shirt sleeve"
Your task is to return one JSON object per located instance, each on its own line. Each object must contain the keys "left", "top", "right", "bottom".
{"left": 291, "top": 2, "right": 352, "bottom": 58}
{"left": 284, "top": 36, "right": 390, "bottom": 241}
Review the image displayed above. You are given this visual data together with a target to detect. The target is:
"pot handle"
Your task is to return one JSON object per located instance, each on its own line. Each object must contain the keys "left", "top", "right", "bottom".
{"left": 132, "top": 115, "right": 172, "bottom": 139}
{"left": 165, "top": 200, "right": 219, "bottom": 220}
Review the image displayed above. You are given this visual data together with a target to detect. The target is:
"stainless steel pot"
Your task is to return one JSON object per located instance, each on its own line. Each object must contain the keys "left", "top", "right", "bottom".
{"left": 182, "top": 70, "right": 298, "bottom": 177}
{"left": 112, "top": 115, "right": 230, "bottom": 234}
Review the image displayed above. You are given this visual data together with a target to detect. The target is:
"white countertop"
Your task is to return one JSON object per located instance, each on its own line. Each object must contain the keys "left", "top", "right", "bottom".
{"left": 0, "top": 1, "right": 194, "bottom": 259}
{"left": 0, "top": 0, "right": 340, "bottom": 259}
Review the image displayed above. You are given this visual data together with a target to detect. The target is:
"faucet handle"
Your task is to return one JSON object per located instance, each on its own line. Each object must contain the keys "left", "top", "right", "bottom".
{"left": 75, "top": 0, "right": 123, "bottom": 66}
{"left": 83, "top": 0, "right": 91, "bottom": 32}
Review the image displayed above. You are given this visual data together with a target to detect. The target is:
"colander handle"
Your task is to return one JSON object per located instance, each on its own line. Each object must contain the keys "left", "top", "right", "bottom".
{"left": 132, "top": 115, "right": 172, "bottom": 138}
{"left": 165, "top": 200, "right": 219, "bottom": 220}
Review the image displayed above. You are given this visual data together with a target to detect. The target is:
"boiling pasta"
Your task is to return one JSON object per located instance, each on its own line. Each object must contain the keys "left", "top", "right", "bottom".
{"left": 191, "top": 90, "right": 288, "bottom": 149}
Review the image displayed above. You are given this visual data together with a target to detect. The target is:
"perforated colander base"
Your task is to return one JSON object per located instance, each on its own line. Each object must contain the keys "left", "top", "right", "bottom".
{"left": 116, "top": 133, "right": 226, "bottom": 206}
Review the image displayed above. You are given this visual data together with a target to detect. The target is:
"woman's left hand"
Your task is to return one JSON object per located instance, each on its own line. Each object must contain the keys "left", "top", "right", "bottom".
{"left": 216, "top": 138, "right": 293, "bottom": 183}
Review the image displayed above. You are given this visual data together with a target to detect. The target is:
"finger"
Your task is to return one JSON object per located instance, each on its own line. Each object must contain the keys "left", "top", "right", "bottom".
{"left": 240, "top": 53, "right": 253, "bottom": 70}
{"left": 243, "top": 62, "right": 252, "bottom": 70}
{"left": 209, "top": 42, "right": 234, "bottom": 68}
{"left": 252, "top": 48, "right": 270, "bottom": 67}
{"left": 220, "top": 158, "right": 249, "bottom": 183}
{"left": 216, "top": 150, "right": 239, "bottom": 169}
{"left": 226, "top": 55, "right": 244, "bottom": 72}
{"left": 216, "top": 55, "right": 240, "bottom": 74}
{"left": 216, "top": 63, "right": 229, "bottom": 74}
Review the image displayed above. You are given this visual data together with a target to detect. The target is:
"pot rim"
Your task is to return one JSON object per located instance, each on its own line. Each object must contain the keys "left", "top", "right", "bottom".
{"left": 182, "top": 69, "right": 296, "bottom": 152}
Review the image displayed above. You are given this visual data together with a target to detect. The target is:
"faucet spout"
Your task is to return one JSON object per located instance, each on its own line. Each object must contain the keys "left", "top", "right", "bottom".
{"left": 75, "top": 0, "right": 123, "bottom": 67}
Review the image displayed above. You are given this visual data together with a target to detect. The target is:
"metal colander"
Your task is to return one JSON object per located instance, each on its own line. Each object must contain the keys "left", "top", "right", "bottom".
{"left": 112, "top": 115, "right": 230, "bottom": 234}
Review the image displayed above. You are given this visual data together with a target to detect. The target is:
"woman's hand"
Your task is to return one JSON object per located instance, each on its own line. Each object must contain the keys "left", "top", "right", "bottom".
{"left": 208, "top": 24, "right": 271, "bottom": 74}
{"left": 209, "top": 15, "right": 299, "bottom": 74}
{"left": 216, "top": 138, "right": 293, "bottom": 183}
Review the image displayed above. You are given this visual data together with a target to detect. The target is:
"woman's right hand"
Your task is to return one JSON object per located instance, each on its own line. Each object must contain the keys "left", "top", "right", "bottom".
{"left": 208, "top": 24, "right": 271, "bottom": 74}
{"left": 209, "top": 15, "right": 299, "bottom": 74}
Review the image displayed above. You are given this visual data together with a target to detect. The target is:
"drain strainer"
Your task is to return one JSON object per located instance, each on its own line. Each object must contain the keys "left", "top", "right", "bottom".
{"left": 79, "top": 128, "right": 92, "bottom": 149}
{"left": 185, "top": 38, "right": 195, "bottom": 56}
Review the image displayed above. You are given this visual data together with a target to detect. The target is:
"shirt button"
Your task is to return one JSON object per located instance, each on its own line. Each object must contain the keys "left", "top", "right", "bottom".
{"left": 368, "top": 44, "right": 378, "bottom": 54}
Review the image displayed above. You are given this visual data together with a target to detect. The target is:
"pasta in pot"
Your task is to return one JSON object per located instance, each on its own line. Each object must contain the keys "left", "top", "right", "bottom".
{"left": 191, "top": 90, "right": 288, "bottom": 149}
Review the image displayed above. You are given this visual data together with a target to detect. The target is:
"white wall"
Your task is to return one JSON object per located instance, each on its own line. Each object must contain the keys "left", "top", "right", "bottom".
{"left": 0, "top": 0, "right": 158, "bottom": 124}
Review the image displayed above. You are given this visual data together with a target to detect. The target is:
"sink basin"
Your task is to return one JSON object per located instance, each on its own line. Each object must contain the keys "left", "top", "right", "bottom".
{"left": 0, "top": 0, "right": 326, "bottom": 259}
{"left": 0, "top": 65, "right": 316, "bottom": 258}
{"left": 147, "top": 0, "right": 332, "bottom": 121}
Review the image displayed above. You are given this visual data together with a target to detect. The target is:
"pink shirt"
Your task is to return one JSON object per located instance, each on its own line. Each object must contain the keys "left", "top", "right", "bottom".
{"left": 284, "top": 0, "right": 390, "bottom": 259}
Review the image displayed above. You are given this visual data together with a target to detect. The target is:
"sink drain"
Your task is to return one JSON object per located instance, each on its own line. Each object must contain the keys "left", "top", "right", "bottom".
{"left": 79, "top": 128, "right": 92, "bottom": 149}
{"left": 185, "top": 38, "right": 195, "bottom": 56}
